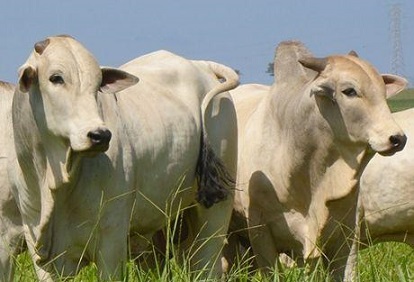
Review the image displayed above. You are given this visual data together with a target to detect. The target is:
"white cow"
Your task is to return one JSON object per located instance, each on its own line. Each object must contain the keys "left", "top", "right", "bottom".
{"left": 360, "top": 108, "right": 414, "bottom": 245}
{"left": 9, "top": 35, "right": 238, "bottom": 280}
{"left": 0, "top": 81, "right": 24, "bottom": 281}
{"left": 225, "top": 41, "right": 407, "bottom": 280}
{"left": 342, "top": 107, "right": 414, "bottom": 279}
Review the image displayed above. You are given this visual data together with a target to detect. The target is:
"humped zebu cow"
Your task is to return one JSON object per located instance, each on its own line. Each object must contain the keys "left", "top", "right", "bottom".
{"left": 223, "top": 41, "right": 407, "bottom": 281}
{"left": 8, "top": 35, "right": 239, "bottom": 280}
{"left": 0, "top": 81, "right": 24, "bottom": 281}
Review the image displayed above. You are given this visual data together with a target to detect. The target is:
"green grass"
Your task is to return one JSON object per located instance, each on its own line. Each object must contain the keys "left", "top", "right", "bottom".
{"left": 12, "top": 89, "right": 414, "bottom": 281}
{"left": 388, "top": 88, "right": 414, "bottom": 112}
{"left": 12, "top": 242, "right": 414, "bottom": 281}
{"left": 358, "top": 242, "right": 414, "bottom": 282}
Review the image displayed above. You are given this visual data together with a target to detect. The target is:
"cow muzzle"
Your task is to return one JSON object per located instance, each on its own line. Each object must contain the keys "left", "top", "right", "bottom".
{"left": 378, "top": 134, "right": 407, "bottom": 156}
{"left": 87, "top": 129, "right": 112, "bottom": 152}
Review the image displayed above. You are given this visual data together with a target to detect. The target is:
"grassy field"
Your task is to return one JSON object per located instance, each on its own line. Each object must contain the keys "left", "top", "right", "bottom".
{"left": 389, "top": 88, "right": 414, "bottom": 112}
{"left": 11, "top": 241, "right": 414, "bottom": 281}
{"left": 12, "top": 89, "right": 414, "bottom": 281}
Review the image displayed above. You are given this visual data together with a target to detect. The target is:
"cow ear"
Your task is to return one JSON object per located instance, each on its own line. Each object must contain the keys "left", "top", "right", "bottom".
{"left": 100, "top": 67, "right": 139, "bottom": 94}
{"left": 382, "top": 74, "right": 408, "bottom": 99}
{"left": 18, "top": 64, "right": 37, "bottom": 93}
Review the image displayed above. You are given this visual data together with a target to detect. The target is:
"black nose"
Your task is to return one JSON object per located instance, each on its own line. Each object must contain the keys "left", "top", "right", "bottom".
{"left": 389, "top": 134, "right": 407, "bottom": 152}
{"left": 87, "top": 129, "right": 112, "bottom": 146}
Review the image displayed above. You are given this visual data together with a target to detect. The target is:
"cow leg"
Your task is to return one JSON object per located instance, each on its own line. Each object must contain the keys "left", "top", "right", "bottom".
{"left": 324, "top": 191, "right": 360, "bottom": 281}
{"left": 248, "top": 223, "right": 279, "bottom": 270}
{"left": 95, "top": 231, "right": 128, "bottom": 280}
{"left": 91, "top": 207, "right": 130, "bottom": 281}
{"left": 188, "top": 90, "right": 237, "bottom": 277}
{"left": 221, "top": 231, "right": 242, "bottom": 273}
{"left": 0, "top": 185, "right": 25, "bottom": 281}
{"left": 22, "top": 235, "right": 54, "bottom": 282}
{"left": 0, "top": 229, "right": 25, "bottom": 282}
{"left": 342, "top": 205, "right": 362, "bottom": 282}
{"left": 185, "top": 197, "right": 234, "bottom": 277}
{"left": 343, "top": 239, "right": 358, "bottom": 282}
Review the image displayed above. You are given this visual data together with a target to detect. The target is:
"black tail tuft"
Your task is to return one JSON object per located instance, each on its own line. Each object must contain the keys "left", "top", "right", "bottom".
{"left": 196, "top": 135, "right": 235, "bottom": 208}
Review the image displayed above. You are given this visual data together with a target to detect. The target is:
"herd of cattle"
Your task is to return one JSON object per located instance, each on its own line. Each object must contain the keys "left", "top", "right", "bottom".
{"left": 0, "top": 35, "right": 413, "bottom": 281}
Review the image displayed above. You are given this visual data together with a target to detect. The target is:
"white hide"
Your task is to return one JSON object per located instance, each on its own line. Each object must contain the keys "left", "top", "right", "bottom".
{"left": 360, "top": 108, "right": 414, "bottom": 243}
{"left": 225, "top": 41, "right": 407, "bottom": 281}
{"left": 0, "top": 81, "right": 24, "bottom": 281}
{"left": 10, "top": 36, "right": 238, "bottom": 280}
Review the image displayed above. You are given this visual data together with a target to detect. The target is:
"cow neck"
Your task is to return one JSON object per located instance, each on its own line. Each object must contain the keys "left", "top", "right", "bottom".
{"left": 12, "top": 88, "right": 80, "bottom": 260}
{"left": 38, "top": 137, "right": 82, "bottom": 254}
{"left": 265, "top": 81, "right": 369, "bottom": 200}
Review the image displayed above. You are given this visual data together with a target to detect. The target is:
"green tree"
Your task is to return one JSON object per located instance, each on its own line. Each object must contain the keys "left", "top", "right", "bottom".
{"left": 266, "top": 62, "right": 274, "bottom": 76}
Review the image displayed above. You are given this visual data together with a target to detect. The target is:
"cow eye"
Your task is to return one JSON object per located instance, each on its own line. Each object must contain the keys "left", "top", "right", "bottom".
{"left": 49, "top": 74, "right": 64, "bottom": 85}
{"left": 342, "top": 88, "right": 357, "bottom": 97}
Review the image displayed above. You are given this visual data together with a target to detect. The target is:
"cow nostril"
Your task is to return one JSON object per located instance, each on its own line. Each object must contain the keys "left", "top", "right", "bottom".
{"left": 87, "top": 129, "right": 112, "bottom": 145}
{"left": 389, "top": 134, "right": 407, "bottom": 150}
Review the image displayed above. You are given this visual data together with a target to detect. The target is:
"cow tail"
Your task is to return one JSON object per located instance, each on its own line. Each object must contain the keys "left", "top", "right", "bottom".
{"left": 196, "top": 62, "right": 239, "bottom": 208}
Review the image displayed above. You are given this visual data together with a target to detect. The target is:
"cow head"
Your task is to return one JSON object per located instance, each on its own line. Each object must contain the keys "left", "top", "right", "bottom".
{"left": 299, "top": 54, "right": 407, "bottom": 156}
{"left": 17, "top": 35, "right": 139, "bottom": 154}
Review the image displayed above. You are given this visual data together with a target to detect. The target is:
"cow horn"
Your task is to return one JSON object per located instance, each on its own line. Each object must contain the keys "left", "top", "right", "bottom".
{"left": 34, "top": 38, "right": 50, "bottom": 55}
{"left": 298, "top": 57, "right": 328, "bottom": 73}
{"left": 348, "top": 50, "right": 359, "bottom": 57}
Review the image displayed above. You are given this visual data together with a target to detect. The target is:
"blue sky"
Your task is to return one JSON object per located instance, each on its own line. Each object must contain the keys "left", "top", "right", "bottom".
{"left": 0, "top": 1, "right": 412, "bottom": 85}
